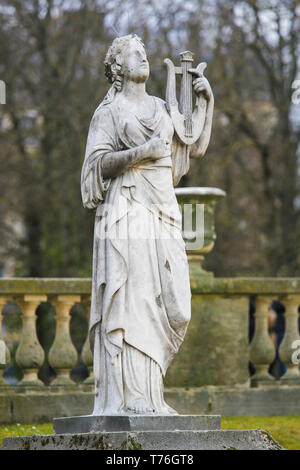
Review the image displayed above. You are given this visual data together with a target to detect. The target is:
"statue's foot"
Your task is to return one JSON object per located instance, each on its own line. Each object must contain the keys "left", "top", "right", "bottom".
{"left": 127, "top": 398, "right": 155, "bottom": 414}
{"left": 165, "top": 404, "right": 178, "bottom": 415}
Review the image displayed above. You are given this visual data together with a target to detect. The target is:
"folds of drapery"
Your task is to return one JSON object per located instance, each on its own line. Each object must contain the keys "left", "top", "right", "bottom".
{"left": 81, "top": 97, "right": 191, "bottom": 380}
{"left": 81, "top": 99, "right": 191, "bottom": 212}
{"left": 81, "top": 106, "right": 115, "bottom": 210}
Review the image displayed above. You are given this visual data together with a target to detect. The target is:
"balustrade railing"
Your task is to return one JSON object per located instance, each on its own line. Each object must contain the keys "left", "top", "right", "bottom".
{"left": 250, "top": 295, "right": 277, "bottom": 386}
{"left": 0, "top": 296, "right": 10, "bottom": 390}
{"left": 0, "top": 278, "right": 299, "bottom": 391}
{"left": 0, "top": 281, "right": 92, "bottom": 392}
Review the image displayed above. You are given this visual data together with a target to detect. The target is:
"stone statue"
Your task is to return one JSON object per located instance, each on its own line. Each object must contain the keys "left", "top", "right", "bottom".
{"left": 81, "top": 34, "right": 214, "bottom": 415}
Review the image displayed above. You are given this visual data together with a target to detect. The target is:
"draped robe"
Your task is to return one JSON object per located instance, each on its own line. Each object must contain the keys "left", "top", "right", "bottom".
{"left": 81, "top": 93, "right": 191, "bottom": 414}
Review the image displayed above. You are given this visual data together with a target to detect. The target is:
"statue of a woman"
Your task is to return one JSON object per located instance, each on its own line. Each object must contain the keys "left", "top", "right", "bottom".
{"left": 81, "top": 34, "right": 214, "bottom": 415}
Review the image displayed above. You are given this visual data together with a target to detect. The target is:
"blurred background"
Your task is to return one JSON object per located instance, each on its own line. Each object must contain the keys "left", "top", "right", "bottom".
{"left": 0, "top": 0, "right": 299, "bottom": 278}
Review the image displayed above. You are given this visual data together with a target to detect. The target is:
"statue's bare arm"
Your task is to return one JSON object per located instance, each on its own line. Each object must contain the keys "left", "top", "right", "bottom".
{"left": 188, "top": 72, "right": 214, "bottom": 159}
{"left": 190, "top": 95, "right": 214, "bottom": 158}
{"left": 101, "top": 136, "right": 171, "bottom": 179}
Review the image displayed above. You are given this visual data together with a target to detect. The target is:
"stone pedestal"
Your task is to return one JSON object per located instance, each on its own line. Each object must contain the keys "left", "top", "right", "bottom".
{"left": 1, "top": 414, "right": 283, "bottom": 450}
{"left": 175, "top": 187, "right": 226, "bottom": 278}
{"left": 53, "top": 414, "right": 220, "bottom": 434}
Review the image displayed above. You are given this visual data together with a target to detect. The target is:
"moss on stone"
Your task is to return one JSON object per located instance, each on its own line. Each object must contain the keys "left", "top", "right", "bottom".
{"left": 128, "top": 436, "right": 143, "bottom": 450}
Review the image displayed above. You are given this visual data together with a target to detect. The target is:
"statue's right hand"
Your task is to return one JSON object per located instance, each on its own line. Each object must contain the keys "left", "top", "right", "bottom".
{"left": 142, "top": 136, "right": 171, "bottom": 160}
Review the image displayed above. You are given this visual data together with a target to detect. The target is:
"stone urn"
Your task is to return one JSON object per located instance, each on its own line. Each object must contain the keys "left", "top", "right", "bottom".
{"left": 175, "top": 187, "right": 226, "bottom": 277}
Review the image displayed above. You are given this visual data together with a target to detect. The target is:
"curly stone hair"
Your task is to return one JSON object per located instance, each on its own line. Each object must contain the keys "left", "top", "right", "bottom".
{"left": 104, "top": 34, "right": 144, "bottom": 91}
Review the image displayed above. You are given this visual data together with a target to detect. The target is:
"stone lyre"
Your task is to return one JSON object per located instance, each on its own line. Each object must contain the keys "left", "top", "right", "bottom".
{"left": 164, "top": 51, "right": 207, "bottom": 145}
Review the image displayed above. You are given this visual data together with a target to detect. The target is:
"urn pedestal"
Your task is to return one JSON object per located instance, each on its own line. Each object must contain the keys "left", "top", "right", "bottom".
{"left": 175, "top": 187, "right": 226, "bottom": 278}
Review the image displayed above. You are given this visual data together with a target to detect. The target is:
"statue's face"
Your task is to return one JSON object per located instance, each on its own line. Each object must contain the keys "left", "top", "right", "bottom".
{"left": 121, "top": 38, "right": 149, "bottom": 83}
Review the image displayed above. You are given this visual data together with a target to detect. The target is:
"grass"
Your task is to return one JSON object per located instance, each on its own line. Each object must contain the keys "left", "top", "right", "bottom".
{"left": 222, "top": 416, "right": 300, "bottom": 450}
{"left": 0, "top": 416, "right": 299, "bottom": 450}
{"left": 0, "top": 423, "right": 53, "bottom": 448}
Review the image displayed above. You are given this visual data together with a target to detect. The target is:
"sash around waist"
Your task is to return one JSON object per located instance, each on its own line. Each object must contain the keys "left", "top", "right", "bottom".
{"left": 96, "top": 159, "right": 181, "bottom": 230}
{"left": 133, "top": 154, "right": 172, "bottom": 170}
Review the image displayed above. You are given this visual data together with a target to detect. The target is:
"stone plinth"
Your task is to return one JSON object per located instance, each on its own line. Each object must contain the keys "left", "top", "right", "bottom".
{"left": 53, "top": 414, "right": 221, "bottom": 434}
{"left": 1, "top": 429, "right": 282, "bottom": 450}
{"left": 1, "top": 414, "right": 283, "bottom": 450}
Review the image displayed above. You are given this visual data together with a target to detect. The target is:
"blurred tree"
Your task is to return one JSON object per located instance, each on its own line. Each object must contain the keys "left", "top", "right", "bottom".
{"left": 0, "top": 0, "right": 114, "bottom": 276}
{"left": 202, "top": 0, "right": 300, "bottom": 276}
{"left": 0, "top": 0, "right": 299, "bottom": 277}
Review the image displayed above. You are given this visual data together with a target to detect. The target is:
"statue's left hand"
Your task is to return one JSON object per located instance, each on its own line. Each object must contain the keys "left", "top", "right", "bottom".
{"left": 189, "top": 68, "right": 213, "bottom": 102}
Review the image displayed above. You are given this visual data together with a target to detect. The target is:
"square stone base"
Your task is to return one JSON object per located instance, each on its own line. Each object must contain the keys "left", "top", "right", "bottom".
{"left": 1, "top": 429, "right": 282, "bottom": 450}
{"left": 1, "top": 414, "right": 283, "bottom": 450}
{"left": 53, "top": 414, "right": 221, "bottom": 434}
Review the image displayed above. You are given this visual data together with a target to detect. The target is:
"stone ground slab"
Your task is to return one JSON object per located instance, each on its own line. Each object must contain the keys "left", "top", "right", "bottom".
{"left": 53, "top": 414, "right": 221, "bottom": 434}
{"left": 1, "top": 429, "right": 283, "bottom": 450}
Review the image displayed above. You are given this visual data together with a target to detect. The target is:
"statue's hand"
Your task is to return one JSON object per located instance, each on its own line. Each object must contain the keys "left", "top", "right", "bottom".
{"left": 189, "top": 68, "right": 213, "bottom": 102}
{"left": 142, "top": 136, "right": 171, "bottom": 160}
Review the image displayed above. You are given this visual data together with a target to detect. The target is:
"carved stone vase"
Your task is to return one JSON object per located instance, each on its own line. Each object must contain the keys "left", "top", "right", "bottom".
{"left": 175, "top": 187, "right": 226, "bottom": 278}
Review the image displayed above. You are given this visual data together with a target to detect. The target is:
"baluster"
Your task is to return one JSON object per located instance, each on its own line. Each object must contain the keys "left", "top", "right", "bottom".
{"left": 279, "top": 295, "right": 300, "bottom": 384}
{"left": 81, "top": 296, "right": 94, "bottom": 388}
{"left": 250, "top": 295, "right": 276, "bottom": 386}
{"left": 49, "top": 295, "right": 80, "bottom": 388}
{"left": 16, "top": 295, "right": 47, "bottom": 389}
{"left": 0, "top": 297, "right": 11, "bottom": 390}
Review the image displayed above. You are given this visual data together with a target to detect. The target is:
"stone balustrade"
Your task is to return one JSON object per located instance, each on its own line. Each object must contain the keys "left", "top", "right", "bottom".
{"left": 0, "top": 278, "right": 299, "bottom": 394}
